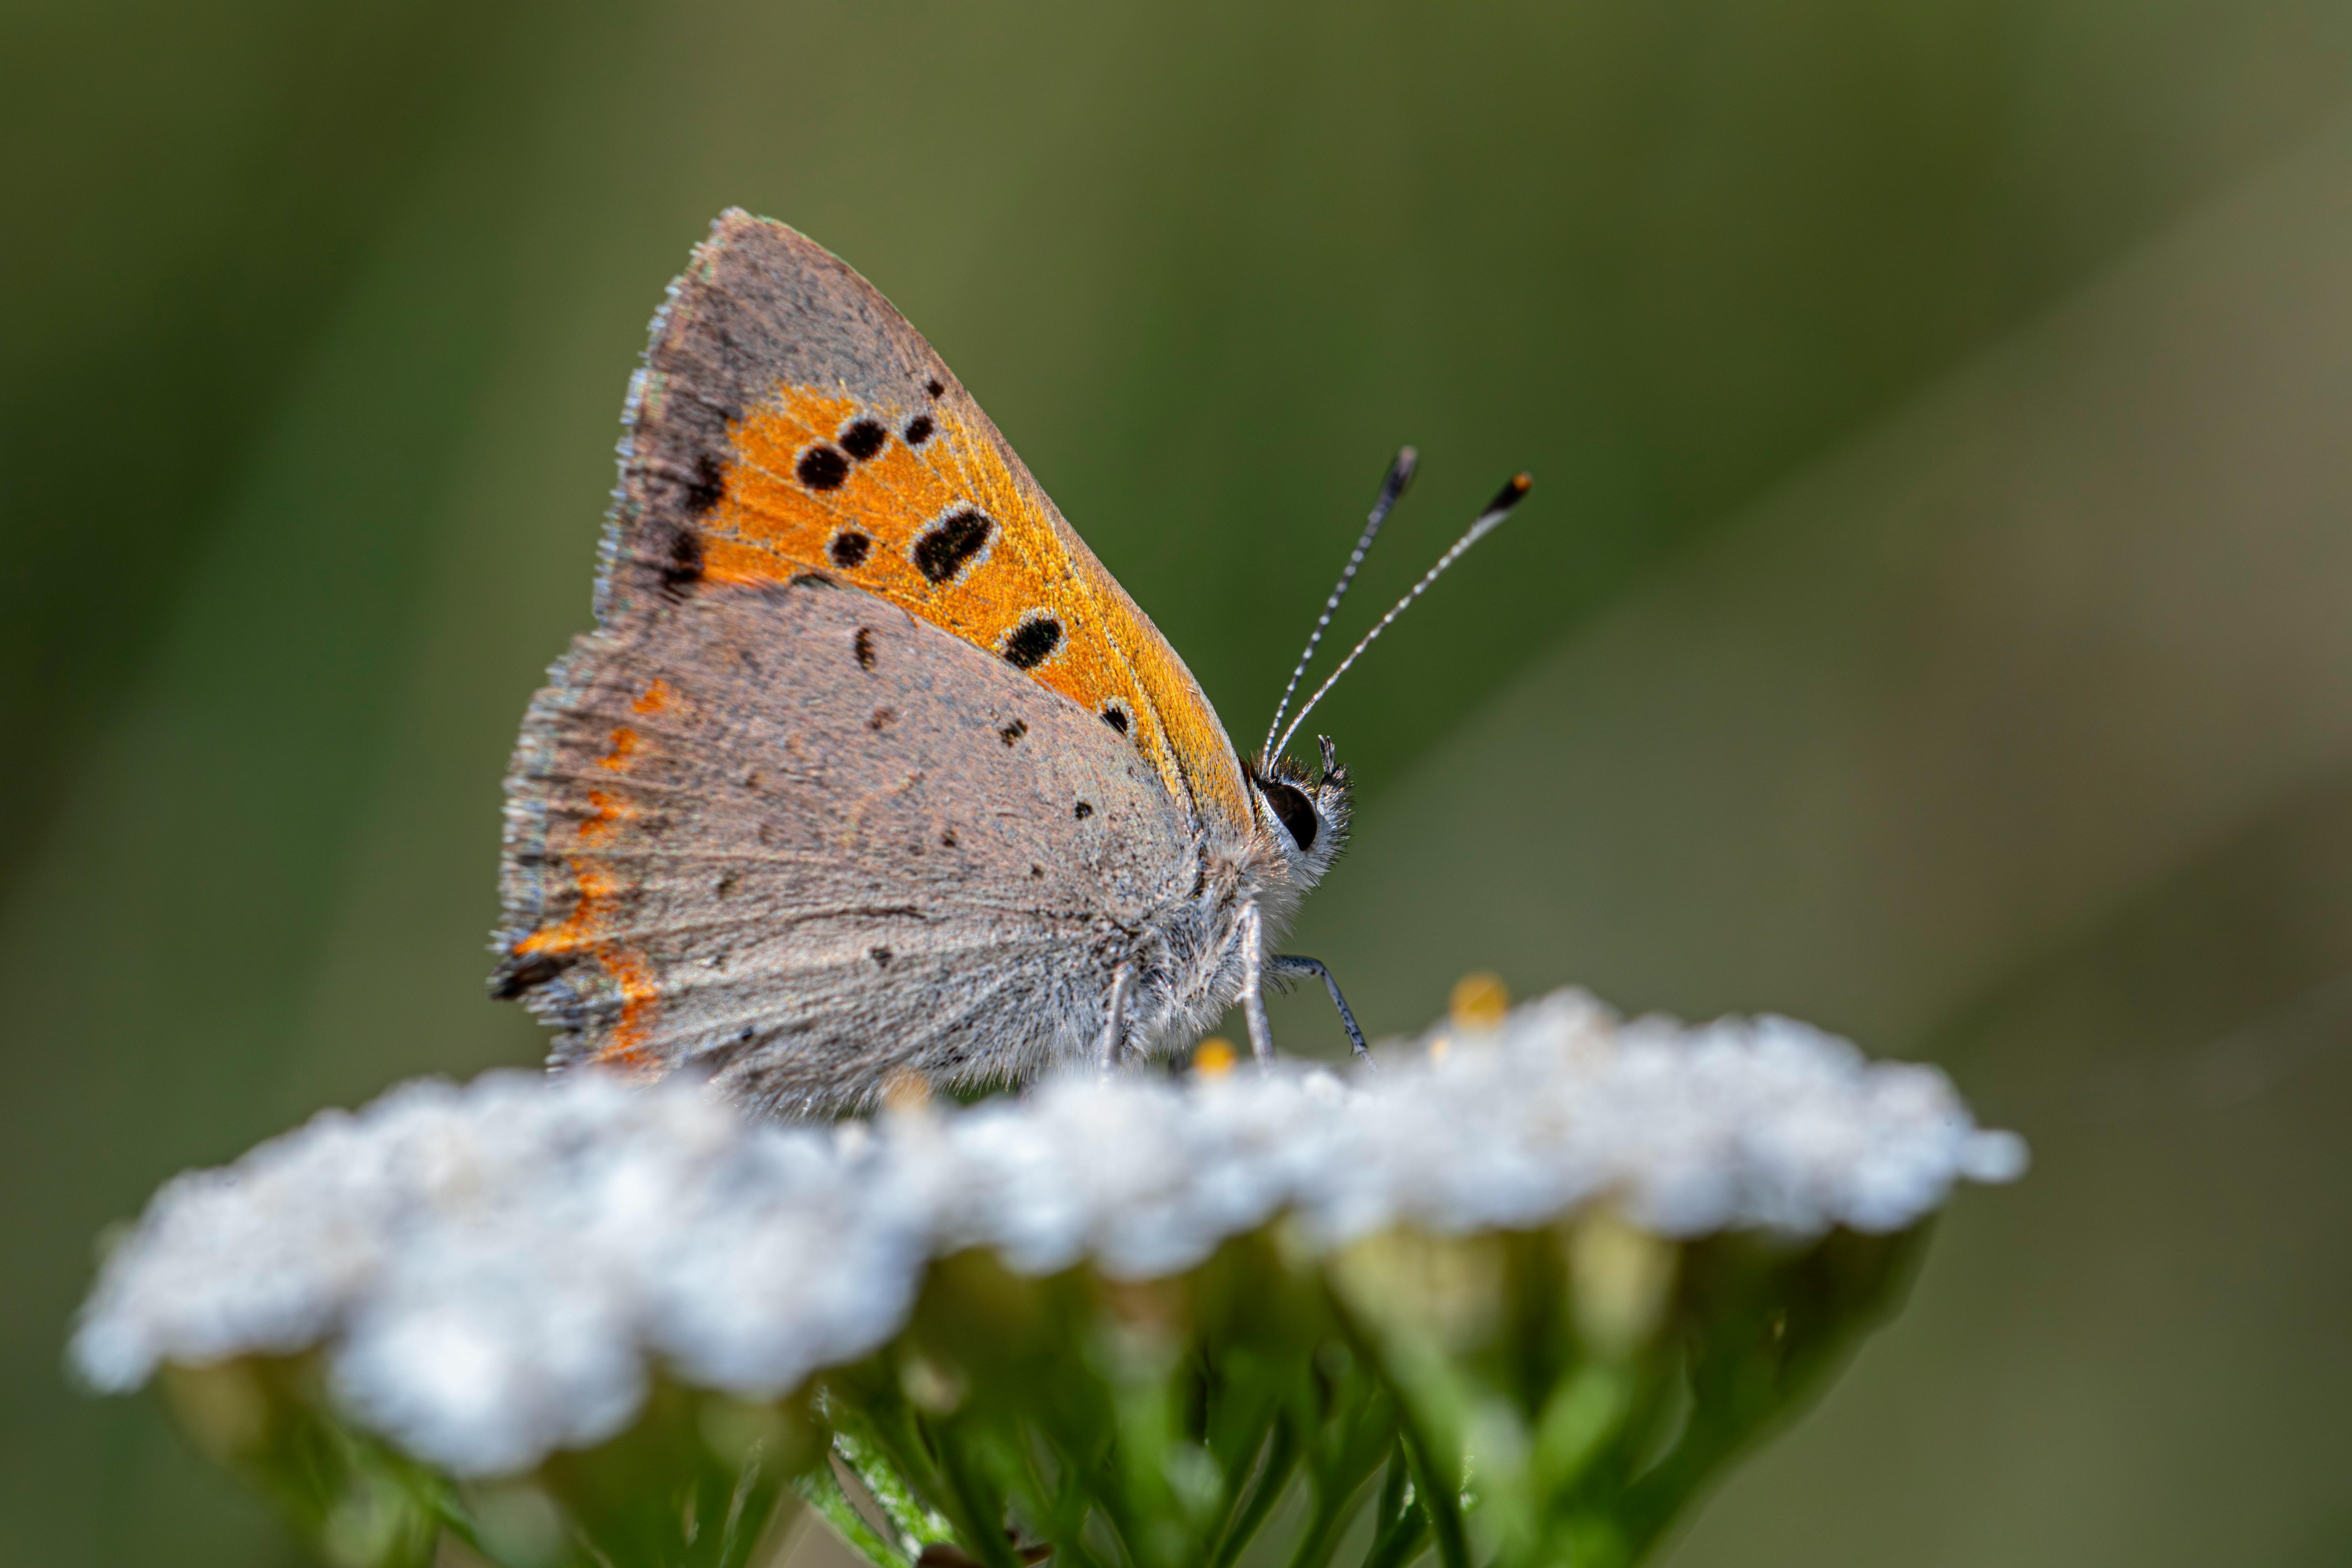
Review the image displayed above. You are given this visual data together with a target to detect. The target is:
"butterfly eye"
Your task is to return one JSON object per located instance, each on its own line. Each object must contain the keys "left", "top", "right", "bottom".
{"left": 1255, "top": 776, "right": 1319, "bottom": 853}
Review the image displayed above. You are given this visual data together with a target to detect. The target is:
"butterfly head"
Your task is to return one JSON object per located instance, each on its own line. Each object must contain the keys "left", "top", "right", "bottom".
{"left": 1248, "top": 453, "right": 1528, "bottom": 899}
{"left": 1247, "top": 736, "right": 1351, "bottom": 892}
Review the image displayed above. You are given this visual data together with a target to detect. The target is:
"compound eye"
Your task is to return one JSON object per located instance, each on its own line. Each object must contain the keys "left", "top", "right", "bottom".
{"left": 1255, "top": 776, "right": 1319, "bottom": 853}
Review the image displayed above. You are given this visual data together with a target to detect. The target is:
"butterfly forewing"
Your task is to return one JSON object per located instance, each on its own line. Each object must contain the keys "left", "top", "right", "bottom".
{"left": 608, "top": 210, "right": 1248, "bottom": 831}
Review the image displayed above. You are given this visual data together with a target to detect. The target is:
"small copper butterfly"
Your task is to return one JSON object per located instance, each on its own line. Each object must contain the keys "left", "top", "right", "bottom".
{"left": 491, "top": 211, "right": 1528, "bottom": 1114}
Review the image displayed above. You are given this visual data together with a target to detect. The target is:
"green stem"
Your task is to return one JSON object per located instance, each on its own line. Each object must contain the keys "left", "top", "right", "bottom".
{"left": 1373, "top": 1447, "right": 1409, "bottom": 1538}
{"left": 1398, "top": 1425, "right": 1471, "bottom": 1568}
{"left": 1319, "top": 1289, "right": 1473, "bottom": 1568}
{"left": 1209, "top": 1414, "right": 1302, "bottom": 1568}
{"left": 1018, "top": 1429, "right": 1111, "bottom": 1568}
{"left": 1355, "top": 1447, "right": 1425, "bottom": 1568}
{"left": 1291, "top": 1401, "right": 1406, "bottom": 1568}
{"left": 794, "top": 1469, "right": 912, "bottom": 1568}
{"left": 1362, "top": 1501, "right": 1430, "bottom": 1568}
{"left": 832, "top": 1418, "right": 956, "bottom": 1555}
{"left": 929, "top": 1422, "right": 1022, "bottom": 1568}
{"left": 712, "top": 1454, "right": 789, "bottom": 1568}
{"left": 1284, "top": 1490, "right": 1352, "bottom": 1568}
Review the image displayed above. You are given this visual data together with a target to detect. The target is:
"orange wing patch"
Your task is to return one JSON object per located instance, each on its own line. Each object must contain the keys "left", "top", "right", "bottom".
{"left": 513, "top": 857, "right": 660, "bottom": 1073}
{"left": 512, "top": 678, "right": 676, "bottom": 1072}
{"left": 695, "top": 384, "right": 1248, "bottom": 829}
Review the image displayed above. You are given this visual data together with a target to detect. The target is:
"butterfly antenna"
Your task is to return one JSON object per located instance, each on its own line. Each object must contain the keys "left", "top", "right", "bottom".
{"left": 1263, "top": 448, "right": 1419, "bottom": 757}
{"left": 1272, "top": 471, "right": 1533, "bottom": 762}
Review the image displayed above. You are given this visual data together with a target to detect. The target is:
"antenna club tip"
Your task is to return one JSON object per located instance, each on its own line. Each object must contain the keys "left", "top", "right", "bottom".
{"left": 1384, "top": 447, "right": 1420, "bottom": 496}
{"left": 1479, "top": 471, "right": 1534, "bottom": 516}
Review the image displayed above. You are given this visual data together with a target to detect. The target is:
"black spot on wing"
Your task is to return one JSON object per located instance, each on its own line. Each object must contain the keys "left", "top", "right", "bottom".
{"left": 797, "top": 444, "right": 850, "bottom": 490}
{"left": 839, "top": 419, "right": 887, "bottom": 461}
{"left": 829, "top": 530, "right": 872, "bottom": 568}
{"left": 1001, "top": 615, "right": 1062, "bottom": 670}
{"left": 914, "top": 509, "right": 992, "bottom": 583}
{"left": 1000, "top": 719, "right": 1027, "bottom": 746}
{"left": 925, "top": 378, "right": 945, "bottom": 399}
{"left": 903, "top": 414, "right": 934, "bottom": 447}
{"left": 869, "top": 707, "right": 895, "bottom": 731}
{"left": 854, "top": 627, "right": 876, "bottom": 669}
{"left": 1074, "top": 801, "right": 1093, "bottom": 819}
{"left": 659, "top": 526, "right": 703, "bottom": 595}
{"left": 490, "top": 950, "right": 574, "bottom": 1000}
{"left": 682, "top": 450, "right": 726, "bottom": 516}
{"left": 1100, "top": 703, "right": 1130, "bottom": 735}
{"left": 870, "top": 947, "right": 892, "bottom": 968}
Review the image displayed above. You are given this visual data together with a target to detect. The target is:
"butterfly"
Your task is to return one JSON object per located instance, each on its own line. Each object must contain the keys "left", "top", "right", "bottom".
{"left": 490, "top": 210, "right": 1528, "bottom": 1115}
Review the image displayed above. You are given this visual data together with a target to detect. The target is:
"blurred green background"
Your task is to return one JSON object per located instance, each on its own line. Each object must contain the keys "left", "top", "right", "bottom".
{"left": 9, "top": 1, "right": 2352, "bottom": 1562}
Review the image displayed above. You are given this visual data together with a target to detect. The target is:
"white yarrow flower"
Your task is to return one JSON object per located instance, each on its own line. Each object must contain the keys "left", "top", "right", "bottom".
{"left": 73, "top": 988, "right": 2022, "bottom": 1479}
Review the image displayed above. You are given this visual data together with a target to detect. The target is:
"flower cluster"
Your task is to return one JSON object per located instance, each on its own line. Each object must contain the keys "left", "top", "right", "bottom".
{"left": 74, "top": 988, "right": 2022, "bottom": 1568}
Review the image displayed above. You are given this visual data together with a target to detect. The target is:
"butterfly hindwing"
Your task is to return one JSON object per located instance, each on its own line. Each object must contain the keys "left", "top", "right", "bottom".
{"left": 496, "top": 576, "right": 1197, "bottom": 1112}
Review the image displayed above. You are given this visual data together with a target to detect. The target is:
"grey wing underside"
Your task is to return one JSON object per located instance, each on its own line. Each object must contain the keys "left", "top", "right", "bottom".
{"left": 493, "top": 575, "right": 1198, "bottom": 1115}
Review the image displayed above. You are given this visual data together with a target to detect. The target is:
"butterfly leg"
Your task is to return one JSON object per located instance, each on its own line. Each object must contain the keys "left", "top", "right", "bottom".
{"left": 1270, "top": 955, "right": 1371, "bottom": 1064}
{"left": 1239, "top": 904, "right": 1275, "bottom": 1063}
{"left": 1098, "top": 962, "right": 1133, "bottom": 1072}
